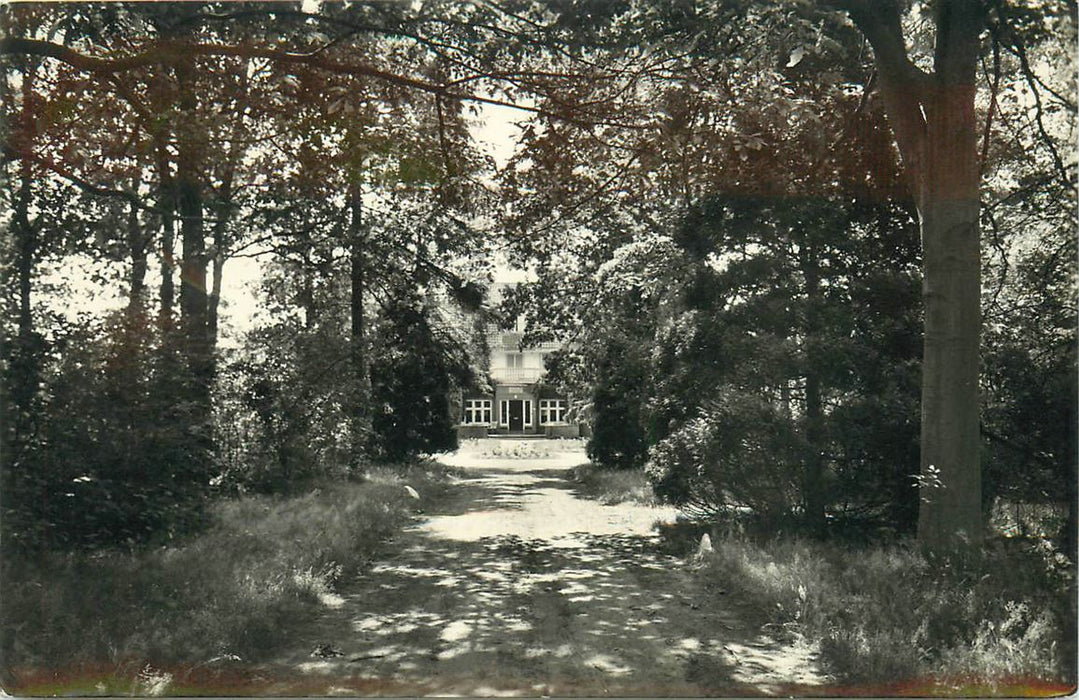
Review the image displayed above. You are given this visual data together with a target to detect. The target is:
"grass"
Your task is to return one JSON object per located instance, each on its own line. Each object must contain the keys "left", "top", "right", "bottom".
{"left": 567, "top": 464, "right": 658, "bottom": 505}
{"left": 696, "top": 533, "right": 1077, "bottom": 695}
{"left": 1, "top": 462, "right": 453, "bottom": 695}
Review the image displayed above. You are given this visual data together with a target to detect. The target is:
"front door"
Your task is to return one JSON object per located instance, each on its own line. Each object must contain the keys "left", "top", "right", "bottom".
{"left": 508, "top": 400, "right": 524, "bottom": 432}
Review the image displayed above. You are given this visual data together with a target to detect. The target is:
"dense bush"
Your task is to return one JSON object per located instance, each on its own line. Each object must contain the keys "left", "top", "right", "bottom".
{"left": 637, "top": 197, "right": 924, "bottom": 533}
{"left": 586, "top": 338, "right": 651, "bottom": 470}
{"left": 368, "top": 294, "right": 472, "bottom": 462}
{"left": 3, "top": 315, "right": 210, "bottom": 552}
{"left": 647, "top": 389, "right": 803, "bottom": 518}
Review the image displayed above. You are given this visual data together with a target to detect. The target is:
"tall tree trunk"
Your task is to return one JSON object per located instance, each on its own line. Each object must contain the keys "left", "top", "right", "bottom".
{"left": 207, "top": 77, "right": 245, "bottom": 356}
{"left": 208, "top": 243, "right": 224, "bottom": 351}
{"left": 150, "top": 63, "right": 177, "bottom": 333}
{"left": 156, "top": 152, "right": 177, "bottom": 331}
{"left": 127, "top": 198, "right": 148, "bottom": 314}
{"left": 915, "top": 5, "right": 984, "bottom": 550}
{"left": 801, "top": 248, "right": 826, "bottom": 535}
{"left": 173, "top": 54, "right": 213, "bottom": 455}
{"left": 348, "top": 183, "right": 370, "bottom": 469}
{"left": 844, "top": 0, "right": 985, "bottom": 551}
{"left": 9, "top": 60, "right": 40, "bottom": 456}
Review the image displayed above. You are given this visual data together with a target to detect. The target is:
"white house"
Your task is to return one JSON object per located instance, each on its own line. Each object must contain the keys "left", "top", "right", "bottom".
{"left": 458, "top": 281, "right": 578, "bottom": 438}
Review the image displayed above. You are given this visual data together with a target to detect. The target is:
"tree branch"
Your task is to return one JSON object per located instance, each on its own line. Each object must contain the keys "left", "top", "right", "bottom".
{"left": 829, "top": 0, "right": 932, "bottom": 91}
{"left": 831, "top": 0, "right": 930, "bottom": 191}
{"left": 0, "top": 36, "right": 651, "bottom": 131}
{"left": 978, "top": 31, "right": 1002, "bottom": 174}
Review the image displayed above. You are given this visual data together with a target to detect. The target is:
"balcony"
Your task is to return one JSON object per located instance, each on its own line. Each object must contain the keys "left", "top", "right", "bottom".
{"left": 486, "top": 328, "right": 563, "bottom": 352}
{"left": 490, "top": 367, "right": 545, "bottom": 384}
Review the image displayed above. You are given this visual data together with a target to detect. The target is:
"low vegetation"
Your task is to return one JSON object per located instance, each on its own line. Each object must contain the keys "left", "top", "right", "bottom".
{"left": 1, "top": 464, "right": 451, "bottom": 695}
{"left": 696, "top": 532, "right": 1076, "bottom": 694}
{"left": 568, "top": 463, "right": 658, "bottom": 506}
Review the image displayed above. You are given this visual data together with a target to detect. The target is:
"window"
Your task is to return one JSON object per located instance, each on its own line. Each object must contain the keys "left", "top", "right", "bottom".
{"left": 540, "top": 399, "right": 567, "bottom": 424}
{"left": 499, "top": 400, "right": 509, "bottom": 427}
{"left": 523, "top": 400, "right": 532, "bottom": 427}
{"left": 464, "top": 399, "right": 492, "bottom": 425}
{"left": 505, "top": 353, "right": 523, "bottom": 368}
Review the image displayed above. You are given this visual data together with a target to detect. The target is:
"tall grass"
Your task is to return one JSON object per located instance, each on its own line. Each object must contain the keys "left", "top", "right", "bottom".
{"left": 698, "top": 534, "right": 1076, "bottom": 694}
{"left": 568, "top": 464, "right": 658, "bottom": 505}
{"left": 2, "top": 463, "right": 450, "bottom": 694}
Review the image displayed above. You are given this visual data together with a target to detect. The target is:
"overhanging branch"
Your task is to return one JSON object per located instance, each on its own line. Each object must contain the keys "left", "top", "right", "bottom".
{"left": 0, "top": 36, "right": 651, "bottom": 131}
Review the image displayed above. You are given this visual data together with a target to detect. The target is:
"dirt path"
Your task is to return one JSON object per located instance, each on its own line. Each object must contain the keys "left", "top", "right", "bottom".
{"left": 258, "top": 444, "right": 826, "bottom": 696}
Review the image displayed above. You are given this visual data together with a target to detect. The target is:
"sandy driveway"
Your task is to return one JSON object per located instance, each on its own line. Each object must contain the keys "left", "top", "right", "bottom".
{"left": 259, "top": 441, "right": 826, "bottom": 696}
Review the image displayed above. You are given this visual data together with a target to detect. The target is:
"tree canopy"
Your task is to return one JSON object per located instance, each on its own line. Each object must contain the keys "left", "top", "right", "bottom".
{"left": 1, "top": 0, "right": 1074, "bottom": 555}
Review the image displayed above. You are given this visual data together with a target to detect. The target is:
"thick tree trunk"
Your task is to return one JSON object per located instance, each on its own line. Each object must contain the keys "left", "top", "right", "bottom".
{"left": 916, "top": 189, "right": 982, "bottom": 549}
{"left": 915, "top": 11, "right": 984, "bottom": 549}
{"left": 348, "top": 183, "right": 370, "bottom": 469}
{"left": 845, "top": 0, "right": 985, "bottom": 551}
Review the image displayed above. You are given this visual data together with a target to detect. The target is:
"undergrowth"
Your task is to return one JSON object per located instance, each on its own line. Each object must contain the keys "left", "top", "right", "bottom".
{"left": 698, "top": 534, "right": 1076, "bottom": 694}
{"left": 568, "top": 464, "right": 657, "bottom": 505}
{"left": 1, "top": 462, "right": 451, "bottom": 694}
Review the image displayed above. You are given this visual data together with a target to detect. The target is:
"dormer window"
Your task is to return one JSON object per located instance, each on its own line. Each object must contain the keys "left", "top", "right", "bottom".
{"left": 505, "top": 353, "right": 523, "bottom": 368}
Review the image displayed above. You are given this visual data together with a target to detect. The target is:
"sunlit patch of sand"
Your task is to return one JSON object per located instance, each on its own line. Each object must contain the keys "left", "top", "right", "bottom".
{"left": 679, "top": 638, "right": 702, "bottom": 651}
{"left": 585, "top": 653, "right": 633, "bottom": 676}
{"left": 297, "top": 660, "right": 337, "bottom": 674}
{"left": 318, "top": 591, "right": 346, "bottom": 608}
{"left": 724, "top": 635, "right": 829, "bottom": 689}
{"left": 440, "top": 620, "right": 473, "bottom": 642}
{"left": 420, "top": 472, "right": 679, "bottom": 544}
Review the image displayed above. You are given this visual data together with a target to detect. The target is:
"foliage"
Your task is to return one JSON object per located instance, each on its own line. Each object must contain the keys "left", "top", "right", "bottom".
{"left": 2, "top": 313, "right": 211, "bottom": 552}
{"left": 586, "top": 336, "right": 652, "bottom": 471}
{"left": 368, "top": 291, "right": 473, "bottom": 462}
{"left": 648, "top": 387, "right": 805, "bottom": 518}
{"left": 216, "top": 322, "right": 354, "bottom": 494}
{"left": 569, "top": 194, "right": 924, "bottom": 533}
{"left": 1, "top": 465, "right": 447, "bottom": 693}
{"left": 698, "top": 534, "right": 1076, "bottom": 690}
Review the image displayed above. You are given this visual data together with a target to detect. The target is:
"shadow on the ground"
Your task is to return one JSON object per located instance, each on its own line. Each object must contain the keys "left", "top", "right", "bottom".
{"left": 256, "top": 468, "right": 825, "bottom": 696}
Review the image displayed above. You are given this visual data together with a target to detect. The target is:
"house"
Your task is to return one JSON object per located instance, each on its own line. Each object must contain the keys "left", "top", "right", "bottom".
{"left": 458, "top": 281, "right": 579, "bottom": 438}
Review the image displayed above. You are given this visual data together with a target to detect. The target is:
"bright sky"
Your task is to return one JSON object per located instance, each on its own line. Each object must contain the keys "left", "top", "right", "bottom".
{"left": 38, "top": 99, "right": 524, "bottom": 345}
{"left": 220, "top": 102, "right": 524, "bottom": 339}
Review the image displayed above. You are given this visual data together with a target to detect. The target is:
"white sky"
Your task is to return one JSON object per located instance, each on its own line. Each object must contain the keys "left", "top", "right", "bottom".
{"left": 37, "top": 102, "right": 525, "bottom": 345}
{"left": 222, "top": 102, "right": 524, "bottom": 339}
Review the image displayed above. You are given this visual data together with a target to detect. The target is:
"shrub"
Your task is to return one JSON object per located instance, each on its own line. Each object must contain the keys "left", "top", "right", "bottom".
{"left": 587, "top": 338, "right": 651, "bottom": 470}
{"left": 646, "top": 388, "right": 803, "bottom": 518}
{"left": 368, "top": 295, "right": 470, "bottom": 462}
{"left": 3, "top": 317, "right": 210, "bottom": 552}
